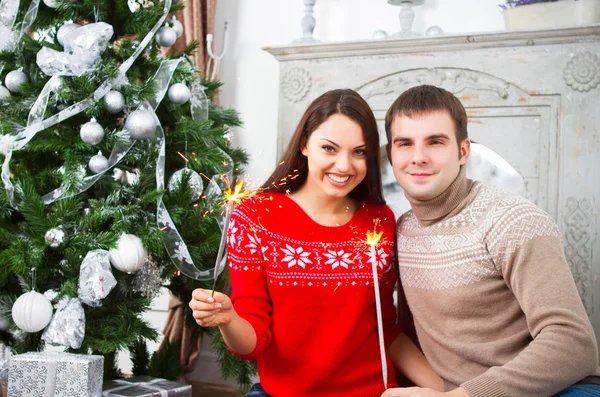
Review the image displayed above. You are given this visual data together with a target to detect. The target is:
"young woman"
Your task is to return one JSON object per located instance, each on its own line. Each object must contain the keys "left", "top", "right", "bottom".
{"left": 189, "top": 89, "right": 441, "bottom": 397}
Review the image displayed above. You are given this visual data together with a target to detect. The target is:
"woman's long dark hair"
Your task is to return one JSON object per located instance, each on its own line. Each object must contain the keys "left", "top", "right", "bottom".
{"left": 261, "top": 89, "right": 384, "bottom": 204}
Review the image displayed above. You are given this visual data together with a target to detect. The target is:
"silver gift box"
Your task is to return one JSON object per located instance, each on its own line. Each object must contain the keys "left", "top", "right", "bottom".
{"left": 8, "top": 352, "right": 104, "bottom": 397}
{"left": 102, "top": 376, "right": 192, "bottom": 397}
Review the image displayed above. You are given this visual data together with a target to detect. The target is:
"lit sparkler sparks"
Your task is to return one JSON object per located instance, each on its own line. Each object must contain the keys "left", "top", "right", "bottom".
{"left": 365, "top": 220, "right": 388, "bottom": 390}
{"left": 211, "top": 180, "right": 251, "bottom": 297}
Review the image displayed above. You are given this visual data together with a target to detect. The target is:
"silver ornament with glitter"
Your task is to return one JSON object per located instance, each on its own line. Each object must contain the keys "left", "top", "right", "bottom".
{"left": 168, "top": 168, "right": 204, "bottom": 202}
{"left": 132, "top": 256, "right": 164, "bottom": 299}
{"left": 125, "top": 109, "right": 156, "bottom": 140}
{"left": 56, "top": 23, "right": 78, "bottom": 47}
{"left": 45, "top": 227, "right": 66, "bottom": 248}
{"left": 168, "top": 83, "right": 191, "bottom": 104}
{"left": 88, "top": 152, "right": 109, "bottom": 174}
{"left": 5, "top": 70, "right": 29, "bottom": 94}
{"left": 0, "top": 83, "right": 10, "bottom": 100}
{"left": 80, "top": 118, "right": 104, "bottom": 145}
{"left": 42, "top": 0, "right": 58, "bottom": 8}
{"left": 170, "top": 16, "right": 184, "bottom": 38}
{"left": 104, "top": 90, "right": 125, "bottom": 114}
{"left": 156, "top": 25, "right": 177, "bottom": 47}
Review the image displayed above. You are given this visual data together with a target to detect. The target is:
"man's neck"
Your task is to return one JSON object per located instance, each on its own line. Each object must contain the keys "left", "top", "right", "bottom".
{"left": 404, "top": 166, "right": 474, "bottom": 227}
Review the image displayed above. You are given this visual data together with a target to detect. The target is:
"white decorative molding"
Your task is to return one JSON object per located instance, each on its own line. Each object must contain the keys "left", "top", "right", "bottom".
{"left": 564, "top": 197, "right": 594, "bottom": 315}
{"left": 281, "top": 67, "right": 312, "bottom": 103}
{"left": 264, "top": 25, "right": 600, "bottom": 61}
{"left": 563, "top": 51, "right": 600, "bottom": 92}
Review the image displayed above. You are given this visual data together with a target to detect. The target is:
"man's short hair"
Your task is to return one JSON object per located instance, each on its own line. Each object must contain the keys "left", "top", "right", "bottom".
{"left": 384, "top": 85, "right": 468, "bottom": 149}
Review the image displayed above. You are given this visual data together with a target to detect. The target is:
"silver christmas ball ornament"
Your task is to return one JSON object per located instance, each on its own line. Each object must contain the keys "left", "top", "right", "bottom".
{"left": 104, "top": 90, "right": 125, "bottom": 114}
{"left": 168, "top": 83, "right": 191, "bottom": 104}
{"left": 56, "top": 23, "right": 78, "bottom": 47}
{"left": 372, "top": 30, "right": 388, "bottom": 40}
{"left": 80, "top": 118, "right": 104, "bottom": 145}
{"left": 125, "top": 109, "right": 156, "bottom": 140}
{"left": 42, "top": 0, "right": 58, "bottom": 8}
{"left": 156, "top": 25, "right": 177, "bottom": 47}
{"left": 0, "top": 84, "right": 10, "bottom": 99}
{"left": 45, "top": 227, "right": 66, "bottom": 248}
{"left": 88, "top": 152, "right": 109, "bottom": 174}
{"left": 168, "top": 168, "right": 204, "bottom": 202}
{"left": 170, "top": 16, "right": 184, "bottom": 38}
{"left": 426, "top": 25, "right": 444, "bottom": 36}
{"left": 5, "top": 70, "right": 29, "bottom": 94}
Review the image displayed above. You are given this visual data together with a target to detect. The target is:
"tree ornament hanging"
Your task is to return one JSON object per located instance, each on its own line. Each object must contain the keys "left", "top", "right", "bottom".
{"left": 0, "top": 83, "right": 10, "bottom": 100}
{"left": 103, "top": 90, "right": 125, "bottom": 114}
{"left": 168, "top": 168, "right": 204, "bottom": 202}
{"left": 170, "top": 16, "right": 184, "bottom": 38}
{"left": 4, "top": 70, "right": 29, "bottom": 94}
{"left": 168, "top": 83, "right": 191, "bottom": 104}
{"left": 45, "top": 227, "right": 66, "bottom": 248}
{"left": 11, "top": 291, "right": 53, "bottom": 333}
{"left": 125, "top": 109, "right": 157, "bottom": 140}
{"left": 56, "top": 23, "right": 78, "bottom": 47}
{"left": 109, "top": 234, "right": 148, "bottom": 273}
{"left": 88, "top": 151, "right": 109, "bottom": 174}
{"left": 156, "top": 25, "right": 177, "bottom": 47}
{"left": 42, "top": 0, "right": 58, "bottom": 8}
{"left": 80, "top": 118, "right": 104, "bottom": 145}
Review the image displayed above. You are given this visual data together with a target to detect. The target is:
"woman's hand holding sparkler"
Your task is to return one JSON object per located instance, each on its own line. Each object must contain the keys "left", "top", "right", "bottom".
{"left": 189, "top": 288, "right": 258, "bottom": 355}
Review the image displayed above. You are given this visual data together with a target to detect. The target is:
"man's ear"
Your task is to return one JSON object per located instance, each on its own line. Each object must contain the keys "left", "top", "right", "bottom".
{"left": 459, "top": 139, "right": 471, "bottom": 165}
{"left": 386, "top": 143, "right": 392, "bottom": 165}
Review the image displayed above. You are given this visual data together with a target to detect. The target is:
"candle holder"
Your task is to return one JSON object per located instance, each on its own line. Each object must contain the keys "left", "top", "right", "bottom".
{"left": 388, "top": 0, "right": 425, "bottom": 38}
{"left": 291, "top": 0, "right": 321, "bottom": 45}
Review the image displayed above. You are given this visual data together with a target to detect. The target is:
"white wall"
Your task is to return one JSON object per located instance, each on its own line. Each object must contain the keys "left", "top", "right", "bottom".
{"left": 214, "top": 0, "right": 505, "bottom": 189}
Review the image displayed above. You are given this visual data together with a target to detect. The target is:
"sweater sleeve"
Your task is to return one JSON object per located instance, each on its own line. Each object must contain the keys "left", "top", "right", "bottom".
{"left": 226, "top": 205, "right": 272, "bottom": 361}
{"left": 461, "top": 198, "right": 599, "bottom": 397}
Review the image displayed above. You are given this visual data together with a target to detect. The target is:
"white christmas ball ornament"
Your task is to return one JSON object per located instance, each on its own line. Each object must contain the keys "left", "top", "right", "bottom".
{"left": 43, "top": 0, "right": 58, "bottom": 8}
{"left": 45, "top": 227, "right": 66, "bottom": 248}
{"left": 168, "top": 83, "right": 191, "bottom": 104}
{"left": 426, "top": 25, "right": 444, "bottom": 36}
{"left": 5, "top": 70, "right": 29, "bottom": 94}
{"left": 80, "top": 118, "right": 104, "bottom": 145}
{"left": 156, "top": 25, "right": 177, "bottom": 47}
{"left": 170, "top": 16, "right": 184, "bottom": 38}
{"left": 109, "top": 233, "right": 148, "bottom": 273}
{"left": 0, "top": 83, "right": 10, "bottom": 99}
{"left": 12, "top": 291, "right": 53, "bottom": 333}
{"left": 372, "top": 30, "right": 388, "bottom": 40}
{"left": 125, "top": 109, "right": 157, "bottom": 140}
{"left": 88, "top": 152, "right": 109, "bottom": 174}
{"left": 57, "top": 23, "right": 78, "bottom": 47}
{"left": 104, "top": 90, "right": 125, "bottom": 114}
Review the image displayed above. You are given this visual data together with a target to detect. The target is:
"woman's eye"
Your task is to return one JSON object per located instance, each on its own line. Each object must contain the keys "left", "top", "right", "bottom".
{"left": 354, "top": 149, "right": 366, "bottom": 156}
{"left": 322, "top": 145, "right": 335, "bottom": 153}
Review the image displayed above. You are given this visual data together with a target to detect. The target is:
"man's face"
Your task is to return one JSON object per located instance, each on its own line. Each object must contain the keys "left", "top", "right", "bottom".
{"left": 387, "top": 110, "right": 470, "bottom": 201}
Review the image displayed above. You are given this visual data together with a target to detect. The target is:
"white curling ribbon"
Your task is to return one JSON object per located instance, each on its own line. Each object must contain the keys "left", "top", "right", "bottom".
{"left": 150, "top": 58, "right": 214, "bottom": 280}
{"left": 368, "top": 243, "right": 388, "bottom": 390}
{"left": 36, "top": 22, "right": 114, "bottom": 77}
{"left": 1, "top": 0, "right": 173, "bottom": 207}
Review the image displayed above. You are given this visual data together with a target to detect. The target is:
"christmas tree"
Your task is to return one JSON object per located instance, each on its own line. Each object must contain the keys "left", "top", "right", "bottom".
{"left": 0, "top": 0, "right": 254, "bottom": 389}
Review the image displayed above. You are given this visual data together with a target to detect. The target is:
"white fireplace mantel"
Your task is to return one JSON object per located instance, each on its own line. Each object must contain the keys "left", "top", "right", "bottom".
{"left": 264, "top": 25, "right": 600, "bottom": 347}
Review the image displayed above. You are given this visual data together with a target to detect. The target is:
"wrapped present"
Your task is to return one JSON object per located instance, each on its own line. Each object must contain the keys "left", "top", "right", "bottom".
{"left": 102, "top": 376, "right": 192, "bottom": 397}
{"left": 7, "top": 351, "right": 103, "bottom": 397}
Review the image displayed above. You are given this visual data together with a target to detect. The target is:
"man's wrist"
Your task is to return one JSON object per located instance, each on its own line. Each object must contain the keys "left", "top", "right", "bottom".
{"left": 448, "top": 387, "right": 470, "bottom": 397}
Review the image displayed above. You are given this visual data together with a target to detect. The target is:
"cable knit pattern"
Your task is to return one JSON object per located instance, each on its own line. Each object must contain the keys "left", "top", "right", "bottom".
{"left": 228, "top": 192, "right": 402, "bottom": 397}
{"left": 397, "top": 182, "right": 600, "bottom": 397}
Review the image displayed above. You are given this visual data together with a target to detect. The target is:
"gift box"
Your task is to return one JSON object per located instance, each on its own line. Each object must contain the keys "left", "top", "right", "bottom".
{"left": 7, "top": 351, "right": 104, "bottom": 397}
{"left": 102, "top": 376, "right": 192, "bottom": 397}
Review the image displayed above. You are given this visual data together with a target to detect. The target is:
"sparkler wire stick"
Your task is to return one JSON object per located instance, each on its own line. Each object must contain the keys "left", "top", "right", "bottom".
{"left": 211, "top": 200, "right": 233, "bottom": 298}
{"left": 367, "top": 228, "right": 388, "bottom": 390}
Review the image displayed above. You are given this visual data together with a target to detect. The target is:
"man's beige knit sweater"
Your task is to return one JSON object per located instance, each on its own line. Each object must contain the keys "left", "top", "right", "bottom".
{"left": 396, "top": 167, "right": 600, "bottom": 397}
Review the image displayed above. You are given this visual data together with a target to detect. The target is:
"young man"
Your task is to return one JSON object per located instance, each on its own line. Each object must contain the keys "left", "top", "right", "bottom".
{"left": 383, "top": 85, "right": 600, "bottom": 397}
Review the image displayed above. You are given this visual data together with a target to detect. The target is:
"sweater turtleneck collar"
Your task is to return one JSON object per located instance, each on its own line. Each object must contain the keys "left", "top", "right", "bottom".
{"left": 403, "top": 165, "right": 474, "bottom": 227}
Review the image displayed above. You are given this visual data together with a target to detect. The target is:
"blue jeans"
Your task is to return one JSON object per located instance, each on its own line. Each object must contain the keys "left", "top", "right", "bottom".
{"left": 245, "top": 383, "right": 271, "bottom": 397}
{"left": 555, "top": 385, "right": 600, "bottom": 396}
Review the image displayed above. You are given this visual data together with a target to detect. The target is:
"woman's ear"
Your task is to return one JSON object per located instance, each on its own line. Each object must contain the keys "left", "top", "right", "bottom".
{"left": 300, "top": 137, "right": 308, "bottom": 157}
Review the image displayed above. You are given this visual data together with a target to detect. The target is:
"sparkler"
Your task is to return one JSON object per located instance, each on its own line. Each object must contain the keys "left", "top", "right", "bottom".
{"left": 366, "top": 222, "right": 388, "bottom": 390}
{"left": 211, "top": 180, "right": 249, "bottom": 297}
